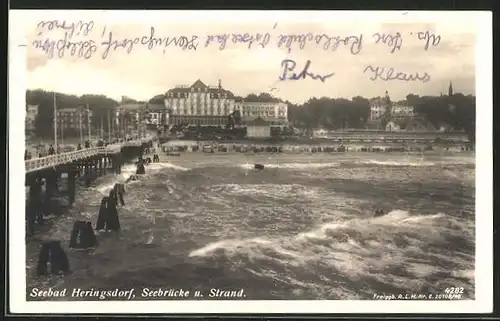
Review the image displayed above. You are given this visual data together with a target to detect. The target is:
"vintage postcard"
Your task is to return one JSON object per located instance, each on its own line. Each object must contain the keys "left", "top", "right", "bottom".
{"left": 8, "top": 10, "right": 492, "bottom": 314}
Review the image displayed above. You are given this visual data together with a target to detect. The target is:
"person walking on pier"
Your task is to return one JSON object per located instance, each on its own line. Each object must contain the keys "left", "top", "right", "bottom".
{"left": 56, "top": 144, "right": 61, "bottom": 154}
{"left": 48, "top": 145, "right": 55, "bottom": 155}
{"left": 77, "top": 143, "right": 82, "bottom": 150}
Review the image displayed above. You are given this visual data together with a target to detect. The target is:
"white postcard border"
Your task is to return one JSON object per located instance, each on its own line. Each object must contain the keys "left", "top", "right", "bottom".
{"left": 8, "top": 10, "right": 493, "bottom": 314}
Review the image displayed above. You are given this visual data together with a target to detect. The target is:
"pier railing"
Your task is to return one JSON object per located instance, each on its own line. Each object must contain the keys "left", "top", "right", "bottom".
{"left": 25, "top": 138, "right": 150, "bottom": 173}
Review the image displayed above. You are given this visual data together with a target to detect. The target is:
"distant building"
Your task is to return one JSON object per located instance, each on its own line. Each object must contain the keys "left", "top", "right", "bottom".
{"left": 116, "top": 102, "right": 169, "bottom": 133}
{"left": 391, "top": 104, "right": 414, "bottom": 120}
{"left": 234, "top": 101, "right": 288, "bottom": 125}
{"left": 145, "top": 104, "right": 168, "bottom": 126}
{"left": 115, "top": 103, "right": 148, "bottom": 136}
{"left": 25, "top": 104, "right": 39, "bottom": 131}
{"left": 369, "top": 91, "right": 416, "bottom": 130}
{"left": 312, "top": 128, "right": 329, "bottom": 138}
{"left": 369, "top": 94, "right": 390, "bottom": 121}
{"left": 56, "top": 106, "right": 92, "bottom": 131}
{"left": 116, "top": 103, "right": 144, "bottom": 123}
{"left": 385, "top": 121, "right": 400, "bottom": 131}
{"left": 245, "top": 117, "right": 272, "bottom": 138}
{"left": 164, "top": 79, "right": 236, "bottom": 126}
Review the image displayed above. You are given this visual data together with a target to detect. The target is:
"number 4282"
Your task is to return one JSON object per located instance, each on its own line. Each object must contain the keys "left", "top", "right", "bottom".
{"left": 444, "top": 287, "right": 464, "bottom": 294}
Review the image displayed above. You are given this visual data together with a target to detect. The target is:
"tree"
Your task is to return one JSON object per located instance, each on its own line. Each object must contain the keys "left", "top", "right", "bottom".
{"left": 149, "top": 94, "right": 165, "bottom": 105}
{"left": 244, "top": 93, "right": 283, "bottom": 103}
{"left": 285, "top": 92, "right": 475, "bottom": 138}
{"left": 27, "top": 90, "right": 119, "bottom": 139}
{"left": 27, "top": 89, "right": 475, "bottom": 143}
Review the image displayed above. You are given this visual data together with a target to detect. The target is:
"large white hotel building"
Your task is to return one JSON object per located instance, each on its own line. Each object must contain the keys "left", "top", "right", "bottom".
{"left": 164, "top": 79, "right": 288, "bottom": 126}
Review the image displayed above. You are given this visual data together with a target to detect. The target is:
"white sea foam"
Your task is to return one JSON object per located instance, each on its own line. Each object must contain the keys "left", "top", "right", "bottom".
{"left": 188, "top": 209, "right": 474, "bottom": 297}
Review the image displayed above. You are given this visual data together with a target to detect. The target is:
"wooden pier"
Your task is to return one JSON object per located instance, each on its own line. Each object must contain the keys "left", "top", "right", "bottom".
{"left": 24, "top": 138, "right": 153, "bottom": 235}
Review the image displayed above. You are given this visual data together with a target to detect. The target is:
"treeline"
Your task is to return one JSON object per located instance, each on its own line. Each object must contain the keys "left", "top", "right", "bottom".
{"left": 406, "top": 93, "right": 476, "bottom": 142}
{"left": 286, "top": 93, "right": 476, "bottom": 142}
{"left": 287, "top": 96, "right": 371, "bottom": 130}
{"left": 26, "top": 90, "right": 119, "bottom": 138}
{"left": 26, "top": 89, "right": 476, "bottom": 142}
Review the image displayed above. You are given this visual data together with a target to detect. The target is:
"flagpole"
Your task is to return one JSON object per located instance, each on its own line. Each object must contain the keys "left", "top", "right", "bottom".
{"left": 79, "top": 107, "right": 83, "bottom": 145}
{"left": 61, "top": 119, "right": 64, "bottom": 145}
{"left": 112, "top": 111, "right": 116, "bottom": 141}
{"left": 107, "top": 110, "right": 111, "bottom": 142}
{"left": 100, "top": 116, "right": 104, "bottom": 139}
{"left": 87, "top": 104, "right": 91, "bottom": 144}
{"left": 53, "top": 92, "right": 58, "bottom": 149}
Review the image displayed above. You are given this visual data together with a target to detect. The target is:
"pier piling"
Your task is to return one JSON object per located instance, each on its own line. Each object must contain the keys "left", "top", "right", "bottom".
{"left": 67, "top": 168, "right": 76, "bottom": 207}
{"left": 25, "top": 138, "right": 153, "bottom": 234}
{"left": 37, "top": 240, "right": 70, "bottom": 276}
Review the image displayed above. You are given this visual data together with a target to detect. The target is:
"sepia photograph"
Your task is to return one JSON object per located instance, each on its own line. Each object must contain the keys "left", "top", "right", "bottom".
{"left": 8, "top": 10, "right": 492, "bottom": 314}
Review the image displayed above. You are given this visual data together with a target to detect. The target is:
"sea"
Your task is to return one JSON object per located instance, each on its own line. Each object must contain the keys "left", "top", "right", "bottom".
{"left": 25, "top": 144, "right": 476, "bottom": 300}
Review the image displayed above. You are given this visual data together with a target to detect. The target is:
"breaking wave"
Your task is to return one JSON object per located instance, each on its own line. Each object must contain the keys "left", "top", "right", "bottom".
{"left": 26, "top": 152, "right": 475, "bottom": 300}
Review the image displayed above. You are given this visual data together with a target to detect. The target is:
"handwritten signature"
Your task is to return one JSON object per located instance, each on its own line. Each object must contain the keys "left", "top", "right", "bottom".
{"left": 279, "top": 59, "right": 334, "bottom": 83}
{"left": 363, "top": 65, "right": 430, "bottom": 83}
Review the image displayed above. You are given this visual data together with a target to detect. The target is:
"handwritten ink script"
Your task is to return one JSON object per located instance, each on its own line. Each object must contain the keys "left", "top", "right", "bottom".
{"left": 100, "top": 27, "right": 198, "bottom": 59}
{"left": 279, "top": 59, "right": 334, "bottom": 83}
{"left": 363, "top": 65, "right": 431, "bottom": 83}
{"left": 30, "top": 20, "right": 442, "bottom": 83}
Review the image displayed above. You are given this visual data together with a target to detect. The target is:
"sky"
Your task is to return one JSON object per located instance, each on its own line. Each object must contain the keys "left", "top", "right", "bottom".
{"left": 12, "top": 10, "right": 481, "bottom": 104}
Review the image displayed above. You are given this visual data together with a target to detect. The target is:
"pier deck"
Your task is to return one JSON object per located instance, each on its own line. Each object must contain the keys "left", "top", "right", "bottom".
{"left": 25, "top": 139, "right": 150, "bottom": 173}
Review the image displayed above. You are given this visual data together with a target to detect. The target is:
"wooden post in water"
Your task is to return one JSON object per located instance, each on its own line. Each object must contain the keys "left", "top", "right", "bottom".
{"left": 68, "top": 169, "right": 76, "bottom": 207}
{"left": 84, "top": 161, "right": 91, "bottom": 187}
{"left": 116, "top": 154, "right": 122, "bottom": 174}
{"left": 98, "top": 158, "right": 103, "bottom": 177}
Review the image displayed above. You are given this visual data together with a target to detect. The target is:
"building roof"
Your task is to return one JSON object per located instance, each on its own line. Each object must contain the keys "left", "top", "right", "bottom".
{"left": 166, "top": 79, "right": 235, "bottom": 98}
{"left": 57, "top": 107, "right": 80, "bottom": 112}
{"left": 117, "top": 103, "right": 147, "bottom": 110}
{"left": 245, "top": 117, "right": 272, "bottom": 126}
{"left": 240, "top": 101, "right": 287, "bottom": 107}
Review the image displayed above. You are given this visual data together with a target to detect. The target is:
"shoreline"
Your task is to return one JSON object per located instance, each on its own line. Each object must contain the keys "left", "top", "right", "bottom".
{"left": 160, "top": 140, "right": 473, "bottom": 153}
{"left": 167, "top": 138, "right": 470, "bottom": 146}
